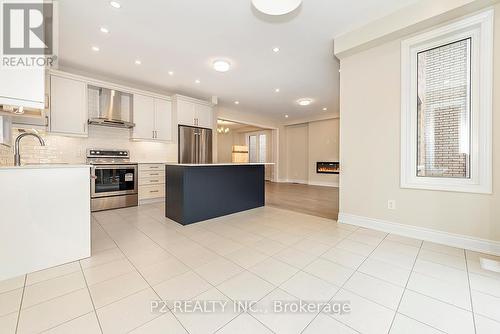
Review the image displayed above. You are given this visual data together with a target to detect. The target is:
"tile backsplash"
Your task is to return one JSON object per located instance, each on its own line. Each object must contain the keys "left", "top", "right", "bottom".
{"left": 0, "top": 126, "right": 177, "bottom": 166}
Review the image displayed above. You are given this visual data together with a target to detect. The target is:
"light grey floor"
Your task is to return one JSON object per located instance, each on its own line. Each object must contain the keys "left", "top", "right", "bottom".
{"left": 1, "top": 203, "right": 499, "bottom": 334}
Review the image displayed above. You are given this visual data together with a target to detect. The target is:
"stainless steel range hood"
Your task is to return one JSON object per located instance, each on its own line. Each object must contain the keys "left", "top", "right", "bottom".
{"left": 88, "top": 87, "right": 134, "bottom": 128}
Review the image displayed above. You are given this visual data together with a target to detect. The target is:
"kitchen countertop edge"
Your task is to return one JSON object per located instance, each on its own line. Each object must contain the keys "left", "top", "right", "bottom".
{"left": 165, "top": 163, "right": 275, "bottom": 166}
{"left": 0, "top": 164, "right": 92, "bottom": 170}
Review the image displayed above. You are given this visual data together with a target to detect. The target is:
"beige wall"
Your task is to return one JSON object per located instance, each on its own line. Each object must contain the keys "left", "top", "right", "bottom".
{"left": 217, "top": 132, "right": 241, "bottom": 163}
{"left": 308, "top": 119, "right": 340, "bottom": 186}
{"left": 339, "top": 5, "right": 500, "bottom": 242}
{"left": 280, "top": 118, "right": 340, "bottom": 186}
{"left": 285, "top": 124, "right": 309, "bottom": 182}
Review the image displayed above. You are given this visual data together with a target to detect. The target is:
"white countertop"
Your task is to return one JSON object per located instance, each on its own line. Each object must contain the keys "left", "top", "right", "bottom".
{"left": 166, "top": 163, "right": 275, "bottom": 166}
{"left": 0, "top": 164, "right": 91, "bottom": 170}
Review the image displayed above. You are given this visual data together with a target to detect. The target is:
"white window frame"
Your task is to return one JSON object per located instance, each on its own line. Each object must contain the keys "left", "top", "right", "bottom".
{"left": 401, "top": 10, "right": 493, "bottom": 194}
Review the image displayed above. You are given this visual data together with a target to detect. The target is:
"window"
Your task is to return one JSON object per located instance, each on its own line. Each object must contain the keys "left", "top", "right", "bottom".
{"left": 259, "top": 134, "right": 267, "bottom": 163}
{"left": 248, "top": 134, "right": 267, "bottom": 163}
{"left": 401, "top": 10, "right": 493, "bottom": 193}
{"left": 416, "top": 38, "right": 471, "bottom": 179}
{"left": 248, "top": 135, "right": 257, "bottom": 162}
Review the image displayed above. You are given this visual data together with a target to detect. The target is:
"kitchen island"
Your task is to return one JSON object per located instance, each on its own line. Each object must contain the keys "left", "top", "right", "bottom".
{"left": 165, "top": 163, "right": 272, "bottom": 225}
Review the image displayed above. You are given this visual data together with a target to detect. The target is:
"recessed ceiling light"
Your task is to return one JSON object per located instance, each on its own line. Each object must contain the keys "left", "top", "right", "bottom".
{"left": 135, "top": 60, "right": 141, "bottom": 65}
{"left": 275, "top": 88, "right": 280, "bottom": 93}
{"left": 252, "top": 0, "right": 302, "bottom": 16}
{"left": 195, "top": 79, "right": 201, "bottom": 84}
{"left": 100, "top": 27, "right": 109, "bottom": 34}
{"left": 91, "top": 46, "right": 100, "bottom": 52}
{"left": 285, "top": 114, "right": 289, "bottom": 118}
{"left": 168, "top": 71, "right": 174, "bottom": 76}
{"left": 234, "top": 101, "right": 240, "bottom": 105}
{"left": 323, "top": 107, "right": 328, "bottom": 111}
{"left": 213, "top": 59, "right": 231, "bottom": 72}
{"left": 297, "top": 98, "right": 313, "bottom": 106}
{"left": 110, "top": 1, "right": 121, "bottom": 9}
{"left": 273, "top": 47, "right": 280, "bottom": 53}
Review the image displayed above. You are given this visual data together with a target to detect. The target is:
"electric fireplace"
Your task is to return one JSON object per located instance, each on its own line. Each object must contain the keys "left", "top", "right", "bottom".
{"left": 316, "top": 162, "right": 340, "bottom": 174}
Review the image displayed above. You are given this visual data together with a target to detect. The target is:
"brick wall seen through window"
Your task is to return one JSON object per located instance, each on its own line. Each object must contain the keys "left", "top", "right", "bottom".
{"left": 416, "top": 38, "right": 471, "bottom": 178}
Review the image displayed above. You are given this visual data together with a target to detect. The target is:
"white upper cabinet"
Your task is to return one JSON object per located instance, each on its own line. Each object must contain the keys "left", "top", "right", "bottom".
{"left": 0, "top": 66, "right": 45, "bottom": 109}
{"left": 176, "top": 99, "right": 196, "bottom": 126}
{"left": 174, "top": 96, "right": 214, "bottom": 129}
{"left": 49, "top": 75, "right": 88, "bottom": 136}
{"left": 132, "top": 94, "right": 172, "bottom": 142}
{"left": 132, "top": 94, "right": 155, "bottom": 140}
{"left": 154, "top": 98, "right": 173, "bottom": 141}
{"left": 195, "top": 103, "right": 213, "bottom": 129}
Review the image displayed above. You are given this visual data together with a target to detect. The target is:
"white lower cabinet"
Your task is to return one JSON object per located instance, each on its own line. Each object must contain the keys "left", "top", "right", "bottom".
{"left": 138, "top": 164, "right": 165, "bottom": 202}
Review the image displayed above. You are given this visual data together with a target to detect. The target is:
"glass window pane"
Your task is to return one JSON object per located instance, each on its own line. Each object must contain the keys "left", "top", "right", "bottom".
{"left": 417, "top": 38, "right": 471, "bottom": 178}
{"left": 259, "top": 134, "right": 266, "bottom": 163}
{"left": 249, "top": 135, "right": 257, "bottom": 162}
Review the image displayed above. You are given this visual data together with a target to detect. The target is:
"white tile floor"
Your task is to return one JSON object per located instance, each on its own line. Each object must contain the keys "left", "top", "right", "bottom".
{"left": 1, "top": 203, "right": 500, "bottom": 334}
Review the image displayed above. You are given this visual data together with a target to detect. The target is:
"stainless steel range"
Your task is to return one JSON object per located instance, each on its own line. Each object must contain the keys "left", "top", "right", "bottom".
{"left": 87, "top": 149, "right": 138, "bottom": 212}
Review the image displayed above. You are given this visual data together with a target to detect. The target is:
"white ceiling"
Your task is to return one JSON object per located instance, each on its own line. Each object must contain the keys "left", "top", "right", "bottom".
{"left": 58, "top": 0, "right": 418, "bottom": 121}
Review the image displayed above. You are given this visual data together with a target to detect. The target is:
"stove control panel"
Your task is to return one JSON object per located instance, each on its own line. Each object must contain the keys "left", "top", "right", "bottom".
{"left": 87, "top": 149, "right": 130, "bottom": 158}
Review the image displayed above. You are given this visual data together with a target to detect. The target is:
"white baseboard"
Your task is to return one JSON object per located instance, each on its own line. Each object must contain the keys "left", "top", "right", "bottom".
{"left": 308, "top": 181, "right": 339, "bottom": 188}
{"left": 338, "top": 213, "right": 500, "bottom": 256}
{"left": 275, "top": 179, "right": 339, "bottom": 188}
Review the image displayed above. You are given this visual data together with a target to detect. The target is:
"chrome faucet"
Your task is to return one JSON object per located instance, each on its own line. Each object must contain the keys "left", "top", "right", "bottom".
{"left": 14, "top": 133, "right": 46, "bottom": 166}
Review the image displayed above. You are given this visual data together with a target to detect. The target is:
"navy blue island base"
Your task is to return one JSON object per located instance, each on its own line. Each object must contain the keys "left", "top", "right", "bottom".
{"left": 165, "top": 164, "right": 266, "bottom": 225}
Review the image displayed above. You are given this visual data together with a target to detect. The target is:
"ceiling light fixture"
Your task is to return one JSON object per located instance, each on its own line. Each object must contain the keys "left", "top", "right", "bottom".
{"left": 91, "top": 46, "right": 100, "bottom": 52}
{"left": 195, "top": 79, "right": 201, "bottom": 84}
{"left": 285, "top": 114, "right": 289, "bottom": 118}
{"left": 252, "top": 0, "right": 302, "bottom": 16}
{"left": 168, "top": 71, "right": 174, "bottom": 76}
{"left": 217, "top": 127, "right": 230, "bottom": 134}
{"left": 135, "top": 60, "right": 142, "bottom": 65}
{"left": 275, "top": 88, "right": 280, "bottom": 93}
{"left": 234, "top": 101, "right": 240, "bottom": 105}
{"left": 297, "top": 98, "right": 312, "bottom": 106}
{"left": 110, "top": 1, "right": 121, "bottom": 9}
{"left": 323, "top": 107, "right": 327, "bottom": 111}
{"left": 100, "top": 27, "right": 109, "bottom": 34}
{"left": 213, "top": 59, "right": 231, "bottom": 72}
{"left": 273, "top": 47, "right": 280, "bottom": 53}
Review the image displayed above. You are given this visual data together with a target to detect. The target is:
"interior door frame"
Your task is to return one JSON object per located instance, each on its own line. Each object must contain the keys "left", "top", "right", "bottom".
{"left": 215, "top": 117, "right": 279, "bottom": 183}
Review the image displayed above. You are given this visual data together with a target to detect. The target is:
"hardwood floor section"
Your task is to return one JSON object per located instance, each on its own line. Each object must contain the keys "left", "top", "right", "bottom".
{"left": 265, "top": 181, "right": 339, "bottom": 220}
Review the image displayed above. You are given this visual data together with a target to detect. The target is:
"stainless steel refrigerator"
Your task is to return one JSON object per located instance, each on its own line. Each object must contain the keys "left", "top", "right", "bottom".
{"left": 178, "top": 125, "right": 213, "bottom": 164}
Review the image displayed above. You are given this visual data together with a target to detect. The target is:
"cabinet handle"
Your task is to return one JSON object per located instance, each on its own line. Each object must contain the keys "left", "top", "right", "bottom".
{"left": 150, "top": 180, "right": 159, "bottom": 183}
{"left": 149, "top": 173, "right": 159, "bottom": 176}
{"left": 150, "top": 190, "right": 159, "bottom": 193}
{"left": 149, "top": 166, "right": 159, "bottom": 169}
